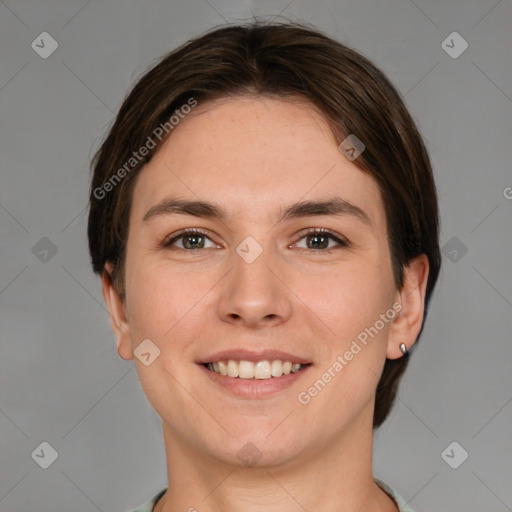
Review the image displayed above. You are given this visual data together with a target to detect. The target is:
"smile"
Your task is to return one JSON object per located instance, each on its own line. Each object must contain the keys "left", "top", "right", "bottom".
{"left": 204, "top": 359, "right": 309, "bottom": 379}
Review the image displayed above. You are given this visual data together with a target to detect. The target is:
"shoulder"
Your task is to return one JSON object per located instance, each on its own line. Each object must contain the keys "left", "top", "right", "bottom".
{"left": 374, "top": 477, "right": 417, "bottom": 512}
{"left": 128, "top": 488, "right": 167, "bottom": 512}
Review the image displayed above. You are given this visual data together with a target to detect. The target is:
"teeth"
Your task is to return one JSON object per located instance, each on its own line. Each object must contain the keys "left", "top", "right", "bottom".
{"left": 271, "top": 360, "right": 283, "bottom": 377}
{"left": 218, "top": 361, "right": 228, "bottom": 376}
{"left": 239, "top": 360, "right": 254, "bottom": 378}
{"left": 254, "top": 360, "right": 271, "bottom": 379}
{"left": 227, "top": 360, "right": 239, "bottom": 377}
{"left": 206, "top": 359, "right": 306, "bottom": 379}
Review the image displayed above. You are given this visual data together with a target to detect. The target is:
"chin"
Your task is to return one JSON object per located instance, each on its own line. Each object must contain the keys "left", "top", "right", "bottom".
{"left": 203, "top": 430, "right": 307, "bottom": 470}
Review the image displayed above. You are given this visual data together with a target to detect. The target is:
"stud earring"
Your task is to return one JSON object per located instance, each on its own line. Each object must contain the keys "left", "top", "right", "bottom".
{"left": 399, "top": 343, "right": 407, "bottom": 355}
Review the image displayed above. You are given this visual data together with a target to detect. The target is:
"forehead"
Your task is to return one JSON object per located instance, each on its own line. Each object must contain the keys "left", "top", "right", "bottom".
{"left": 129, "top": 96, "right": 385, "bottom": 228}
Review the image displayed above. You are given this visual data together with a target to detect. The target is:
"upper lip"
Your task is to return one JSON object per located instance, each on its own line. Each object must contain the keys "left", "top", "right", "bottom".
{"left": 197, "top": 349, "right": 310, "bottom": 365}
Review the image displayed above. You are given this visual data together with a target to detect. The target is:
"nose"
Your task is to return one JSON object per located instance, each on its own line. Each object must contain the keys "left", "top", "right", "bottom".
{"left": 217, "top": 242, "right": 293, "bottom": 329}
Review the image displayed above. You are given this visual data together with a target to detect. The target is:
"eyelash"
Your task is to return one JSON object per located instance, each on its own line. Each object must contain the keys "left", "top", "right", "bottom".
{"left": 161, "top": 227, "right": 349, "bottom": 253}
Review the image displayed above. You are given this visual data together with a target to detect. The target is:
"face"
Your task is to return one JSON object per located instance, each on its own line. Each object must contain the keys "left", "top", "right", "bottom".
{"left": 105, "top": 95, "right": 426, "bottom": 468}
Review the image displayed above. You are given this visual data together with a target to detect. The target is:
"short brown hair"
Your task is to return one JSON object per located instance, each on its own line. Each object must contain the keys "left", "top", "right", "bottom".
{"left": 88, "top": 20, "right": 441, "bottom": 428}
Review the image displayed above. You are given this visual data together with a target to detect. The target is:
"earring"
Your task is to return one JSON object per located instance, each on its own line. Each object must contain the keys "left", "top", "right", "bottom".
{"left": 399, "top": 343, "right": 407, "bottom": 355}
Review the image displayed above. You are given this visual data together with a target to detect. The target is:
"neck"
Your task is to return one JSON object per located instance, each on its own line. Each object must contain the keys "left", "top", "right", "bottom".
{"left": 154, "top": 403, "right": 397, "bottom": 512}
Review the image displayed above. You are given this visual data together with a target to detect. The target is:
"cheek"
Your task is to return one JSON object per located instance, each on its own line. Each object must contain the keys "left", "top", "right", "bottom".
{"left": 296, "top": 265, "right": 394, "bottom": 419}
{"left": 124, "top": 258, "right": 213, "bottom": 342}
{"left": 304, "top": 259, "right": 395, "bottom": 340}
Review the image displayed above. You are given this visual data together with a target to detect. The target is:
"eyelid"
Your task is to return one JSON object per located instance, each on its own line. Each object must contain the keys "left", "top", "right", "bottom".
{"left": 162, "top": 227, "right": 350, "bottom": 250}
{"left": 161, "top": 227, "right": 220, "bottom": 248}
{"left": 293, "top": 227, "right": 350, "bottom": 247}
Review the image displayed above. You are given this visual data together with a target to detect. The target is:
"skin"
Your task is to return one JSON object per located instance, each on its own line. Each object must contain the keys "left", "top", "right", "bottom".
{"left": 102, "top": 95, "right": 429, "bottom": 512}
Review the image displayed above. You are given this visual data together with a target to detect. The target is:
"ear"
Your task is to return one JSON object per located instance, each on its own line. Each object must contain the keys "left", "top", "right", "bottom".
{"left": 386, "top": 254, "right": 429, "bottom": 359}
{"left": 101, "top": 262, "right": 134, "bottom": 360}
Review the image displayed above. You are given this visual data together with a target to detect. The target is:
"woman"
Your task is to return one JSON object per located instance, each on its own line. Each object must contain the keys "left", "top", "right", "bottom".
{"left": 88, "top": 21, "right": 440, "bottom": 512}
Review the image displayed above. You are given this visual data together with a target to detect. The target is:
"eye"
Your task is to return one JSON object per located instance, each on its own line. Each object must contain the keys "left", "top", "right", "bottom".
{"left": 162, "top": 228, "right": 219, "bottom": 250}
{"left": 293, "top": 228, "right": 349, "bottom": 253}
{"left": 161, "top": 227, "right": 350, "bottom": 252}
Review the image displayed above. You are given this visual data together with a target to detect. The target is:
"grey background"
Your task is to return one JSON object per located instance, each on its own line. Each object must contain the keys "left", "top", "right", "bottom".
{"left": 1, "top": 1, "right": 511, "bottom": 511}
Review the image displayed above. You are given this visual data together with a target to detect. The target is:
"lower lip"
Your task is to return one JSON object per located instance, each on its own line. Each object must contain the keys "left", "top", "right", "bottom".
{"left": 198, "top": 364, "right": 312, "bottom": 398}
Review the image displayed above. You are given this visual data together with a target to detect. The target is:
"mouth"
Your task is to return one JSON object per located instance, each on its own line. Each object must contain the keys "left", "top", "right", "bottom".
{"left": 203, "top": 359, "right": 311, "bottom": 379}
{"left": 196, "top": 350, "right": 312, "bottom": 397}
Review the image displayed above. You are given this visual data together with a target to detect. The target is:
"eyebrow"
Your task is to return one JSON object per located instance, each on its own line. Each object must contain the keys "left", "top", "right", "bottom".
{"left": 142, "top": 196, "right": 371, "bottom": 227}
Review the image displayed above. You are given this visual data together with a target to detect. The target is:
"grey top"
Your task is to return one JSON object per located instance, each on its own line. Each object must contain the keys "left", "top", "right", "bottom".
{"left": 129, "top": 478, "right": 415, "bottom": 511}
